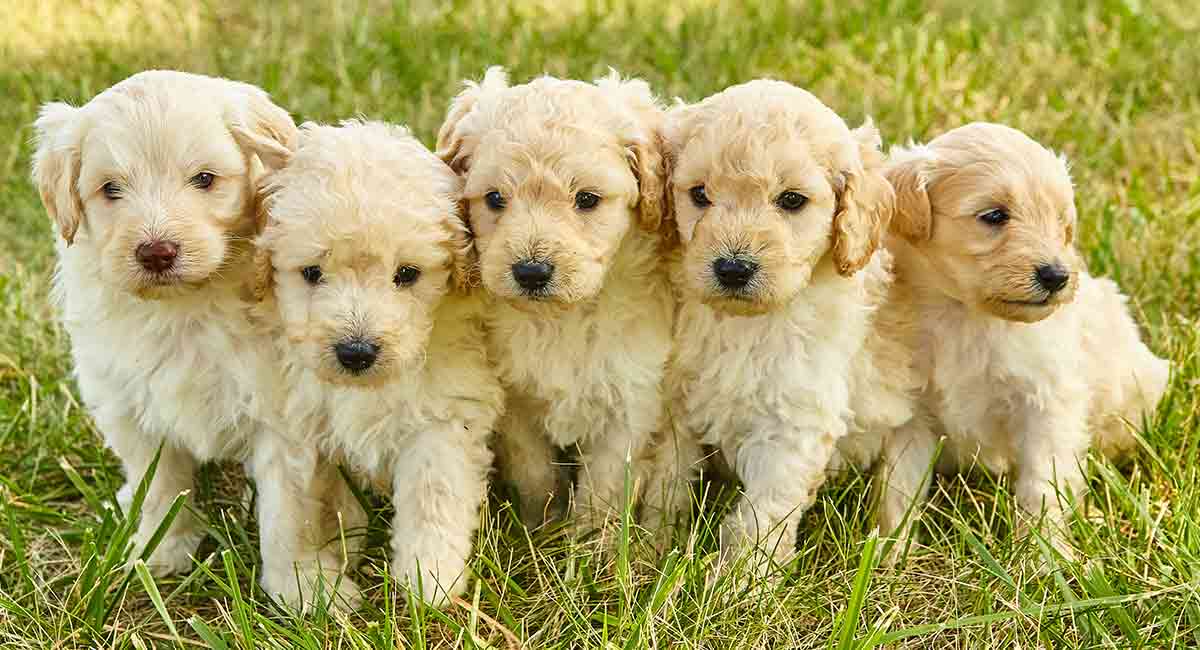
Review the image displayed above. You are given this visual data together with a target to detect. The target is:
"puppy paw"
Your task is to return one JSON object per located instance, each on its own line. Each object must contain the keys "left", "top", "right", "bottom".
{"left": 395, "top": 569, "right": 465, "bottom": 608}
{"left": 132, "top": 528, "right": 205, "bottom": 576}
{"left": 261, "top": 565, "right": 361, "bottom": 613}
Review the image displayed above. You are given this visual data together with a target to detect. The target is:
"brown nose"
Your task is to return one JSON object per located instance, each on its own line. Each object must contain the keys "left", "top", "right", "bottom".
{"left": 136, "top": 240, "right": 179, "bottom": 273}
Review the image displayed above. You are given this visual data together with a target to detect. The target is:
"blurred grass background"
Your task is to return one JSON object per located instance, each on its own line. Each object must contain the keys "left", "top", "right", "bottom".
{"left": 1, "top": 0, "right": 1197, "bottom": 647}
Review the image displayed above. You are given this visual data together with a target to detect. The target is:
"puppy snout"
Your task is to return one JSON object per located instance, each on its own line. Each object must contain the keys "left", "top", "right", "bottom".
{"left": 334, "top": 339, "right": 380, "bottom": 373}
{"left": 136, "top": 240, "right": 179, "bottom": 273}
{"left": 712, "top": 257, "right": 757, "bottom": 290}
{"left": 511, "top": 260, "right": 554, "bottom": 292}
{"left": 1034, "top": 263, "right": 1070, "bottom": 294}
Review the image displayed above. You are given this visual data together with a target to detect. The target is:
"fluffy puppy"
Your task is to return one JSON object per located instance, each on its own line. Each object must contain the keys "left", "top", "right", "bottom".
{"left": 436, "top": 68, "right": 674, "bottom": 531}
{"left": 876, "top": 123, "right": 1170, "bottom": 559}
{"left": 30, "top": 71, "right": 349, "bottom": 607}
{"left": 243, "top": 120, "right": 502, "bottom": 605}
{"left": 655, "top": 80, "right": 916, "bottom": 569}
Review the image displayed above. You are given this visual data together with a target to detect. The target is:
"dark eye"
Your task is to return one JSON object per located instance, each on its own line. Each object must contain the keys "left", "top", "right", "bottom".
{"left": 575, "top": 191, "right": 601, "bottom": 211}
{"left": 775, "top": 191, "right": 808, "bottom": 212}
{"left": 689, "top": 185, "right": 711, "bottom": 208}
{"left": 191, "top": 172, "right": 216, "bottom": 190}
{"left": 484, "top": 191, "right": 506, "bottom": 211}
{"left": 979, "top": 208, "right": 1010, "bottom": 226}
{"left": 300, "top": 265, "right": 323, "bottom": 285}
{"left": 394, "top": 265, "right": 421, "bottom": 287}
{"left": 102, "top": 181, "right": 122, "bottom": 200}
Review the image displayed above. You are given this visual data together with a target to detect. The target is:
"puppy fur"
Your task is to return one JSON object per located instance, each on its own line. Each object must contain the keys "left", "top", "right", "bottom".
{"left": 876, "top": 123, "right": 1170, "bottom": 559}
{"left": 436, "top": 67, "right": 675, "bottom": 531}
{"left": 655, "top": 80, "right": 917, "bottom": 569}
{"left": 246, "top": 120, "right": 503, "bottom": 605}
{"left": 29, "top": 71, "right": 343, "bottom": 605}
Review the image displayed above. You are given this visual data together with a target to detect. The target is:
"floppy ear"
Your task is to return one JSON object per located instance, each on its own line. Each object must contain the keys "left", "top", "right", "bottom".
{"left": 831, "top": 120, "right": 895, "bottom": 277}
{"left": 230, "top": 88, "right": 298, "bottom": 173}
{"left": 31, "top": 102, "right": 85, "bottom": 245}
{"left": 883, "top": 146, "right": 934, "bottom": 243}
{"left": 436, "top": 66, "right": 508, "bottom": 174}
{"left": 230, "top": 97, "right": 297, "bottom": 303}
{"left": 596, "top": 70, "right": 670, "bottom": 237}
{"left": 446, "top": 198, "right": 479, "bottom": 292}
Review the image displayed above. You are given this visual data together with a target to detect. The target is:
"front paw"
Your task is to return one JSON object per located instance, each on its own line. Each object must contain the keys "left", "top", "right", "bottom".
{"left": 261, "top": 564, "right": 361, "bottom": 613}
{"left": 394, "top": 565, "right": 465, "bottom": 608}
{"left": 131, "top": 528, "right": 205, "bottom": 576}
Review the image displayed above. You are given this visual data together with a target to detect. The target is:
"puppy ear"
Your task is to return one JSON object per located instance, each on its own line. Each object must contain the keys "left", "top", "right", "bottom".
{"left": 31, "top": 102, "right": 85, "bottom": 246}
{"left": 596, "top": 71, "right": 671, "bottom": 237}
{"left": 883, "top": 145, "right": 934, "bottom": 243}
{"left": 230, "top": 89, "right": 297, "bottom": 174}
{"left": 831, "top": 120, "right": 895, "bottom": 277}
{"left": 447, "top": 199, "right": 480, "bottom": 292}
{"left": 229, "top": 93, "right": 295, "bottom": 303}
{"left": 436, "top": 66, "right": 508, "bottom": 174}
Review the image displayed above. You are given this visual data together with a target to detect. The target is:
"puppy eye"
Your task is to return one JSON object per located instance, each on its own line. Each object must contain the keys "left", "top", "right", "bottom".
{"left": 102, "top": 181, "right": 122, "bottom": 200}
{"left": 484, "top": 191, "right": 506, "bottom": 211}
{"left": 689, "top": 185, "right": 711, "bottom": 208}
{"left": 300, "top": 265, "right": 323, "bottom": 285}
{"left": 394, "top": 265, "right": 421, "bottom": 287}
{"left": 574, "top": 191, "right": 601, "bottom": 211}
{"left": 775, "top": 191, "right": 808, "bottom": 212}
{"left": 190, "top": 172, "right": 216, "bottom": 190}
{"left": 978, "top": 208, "right": 1010, "bottom": 226}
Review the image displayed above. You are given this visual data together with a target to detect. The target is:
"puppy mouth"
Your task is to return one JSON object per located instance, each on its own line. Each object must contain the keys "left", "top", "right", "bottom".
{"left": 1002, "top": 297, "right": 1052, "bottom": 307}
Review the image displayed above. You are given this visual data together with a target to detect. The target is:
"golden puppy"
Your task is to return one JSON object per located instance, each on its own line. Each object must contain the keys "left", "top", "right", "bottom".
{"left": 243, "top": 120, "right": 503, "bottom": 605}
{"left": 29, "top": 72, "right": 343, "bottom": 606}
{"left": 653, "top": 80, "right": 916, "bottom": 570}
{"left": 436, "top": 67, "right": 674, "bottom": 532}
{"left": 876, "top": 123, "right": 1170, "bottom": 559}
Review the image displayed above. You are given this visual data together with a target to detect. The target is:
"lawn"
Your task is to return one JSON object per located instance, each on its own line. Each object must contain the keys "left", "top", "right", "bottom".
{"left": 1, "top": 0, "right": 1198, "bottom": 647}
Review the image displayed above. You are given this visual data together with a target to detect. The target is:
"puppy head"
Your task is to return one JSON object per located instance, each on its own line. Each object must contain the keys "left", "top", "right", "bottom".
{"left": 436, "top": 67, "right": 668, "bottom": 307}
{"left": 31, "top": 70, "right": 296, "bottom": 299}
{"left": 245, "top": 120, "right": 467, "bottom": 387}
{"left": 664, "top": 80, "right": 893, "bottom": 316}
{"left": 886, "top": 122, "right": 1080, "bottom": 323}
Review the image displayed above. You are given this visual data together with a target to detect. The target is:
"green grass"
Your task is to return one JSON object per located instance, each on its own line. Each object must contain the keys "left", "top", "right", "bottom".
{"left": 1, "top": 0, "right": 1198, "bottom": 647}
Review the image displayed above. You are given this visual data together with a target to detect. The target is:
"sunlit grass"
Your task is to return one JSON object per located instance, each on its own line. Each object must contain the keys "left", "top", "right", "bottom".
{"left": 1, "top": 0, "right": 1197, "bottom": 647}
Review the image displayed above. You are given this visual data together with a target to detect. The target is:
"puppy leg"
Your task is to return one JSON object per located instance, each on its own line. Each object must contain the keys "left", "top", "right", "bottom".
{"left": 639, "top": 420, "right": 704, "bottom": 551}
{"left": 874, "top": 415, "right": 939, "bottom": 566}
{"left": 495, "top": 397, "right": 562, "bottom": 529}
{"left": 251, "top": 433, "right": 360, "bottom": 612}
{"left": 391, "top": 424, "right": 492, "bottom": 606}
{"left": 1014, "top": 403, "right": 1090, "bottom": 560}
{"left": 319, "top": 464, "right": 369, "bottom": 569}
{"left": 720, "top": 424, "right": 840, "bottom": 575}
{"left": 105, "top": 413, "right": 203, "bottom": 576}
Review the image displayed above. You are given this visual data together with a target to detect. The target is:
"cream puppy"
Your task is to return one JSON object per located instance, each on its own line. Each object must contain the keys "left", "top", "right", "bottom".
{"left": 30, "top": 71, "right": 353, "bottom": 608}
{"left": 876, "top": 123, "right": 1170, "bottom": 559}
{"left": 436, "top": 68, "right": 673, "bottom": 531}
{"left": 656, "top": 80, "right": 915, "bottom": 570}
{"left": 243, "top": 120, "right": 502, "bottom": 605}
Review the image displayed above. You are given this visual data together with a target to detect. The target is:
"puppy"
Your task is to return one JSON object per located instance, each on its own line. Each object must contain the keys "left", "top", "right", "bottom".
{"left": 655, "top": 80, "right": 915, "bottom": 570}
{"left": 436, "top": 68, "right": 674, "bottom": 531}
{"left": 30, "top": 71, "right": 353, "bottom": 607}
{"left": 876, "top": 123, "right": 1170, "bottom": 559}
{"left": 243, "top": 120, "right": 502, "bottom": 605}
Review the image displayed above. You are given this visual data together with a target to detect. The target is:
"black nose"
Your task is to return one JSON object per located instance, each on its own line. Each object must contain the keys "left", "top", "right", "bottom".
{"left": 1035, "top": 263, "right": 1070, "bottom": 294}
{"left": 712, "top": 258, "right": 757, "bottom": 290}
{"left": 511, "top": 261, "right": 554, "bottom": 292}
{"left": 136, "top": 240, "right": 179, "bottom": 273}
{"left": 334, "top": 340, "right": 379, "bottom": 372}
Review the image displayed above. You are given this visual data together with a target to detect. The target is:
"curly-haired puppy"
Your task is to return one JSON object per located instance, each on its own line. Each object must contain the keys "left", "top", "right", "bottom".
{"left": 30, "top": 72, "right": 343, "bottom": 604}
{"left": 876, "top": 123, "right": 1170, "bottom": 559}
{"left": 436, "top": 67, "right": 674, "bottom": 531}
{"left": 654, "top": 80, "right": 916, "bottom": 570}
{"left": 243, "top": 120, "right": 503, "bottom": 605}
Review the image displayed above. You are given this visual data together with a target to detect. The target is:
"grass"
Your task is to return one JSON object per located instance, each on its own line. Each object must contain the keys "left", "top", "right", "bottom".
{"left": 1, "top": 0, "right": 1198, "bottom": 647}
